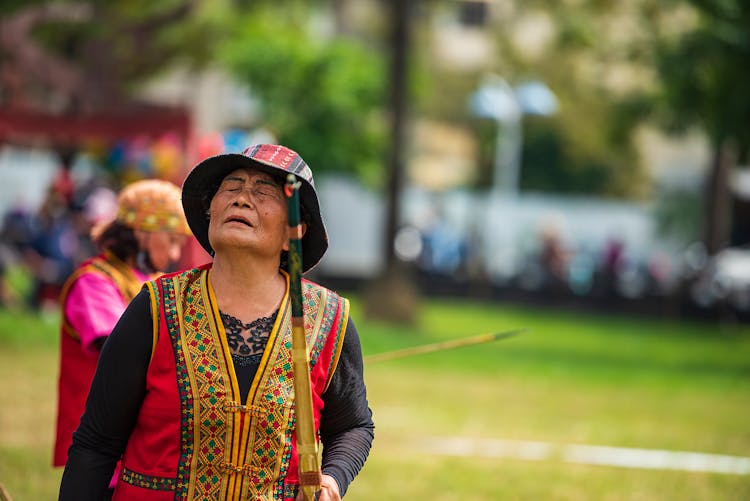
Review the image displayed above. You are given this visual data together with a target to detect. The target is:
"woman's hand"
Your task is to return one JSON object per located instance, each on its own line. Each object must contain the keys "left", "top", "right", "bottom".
{"left": 296, "top": 474, "right": 341, "bottom": 501}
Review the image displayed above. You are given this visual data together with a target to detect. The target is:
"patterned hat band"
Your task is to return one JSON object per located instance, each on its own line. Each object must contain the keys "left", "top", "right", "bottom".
{"left": 116, "top": 179, "right": 191, "bottom": 234}
{"left": 241, "top": 144, "right": 315, "bottom": 187}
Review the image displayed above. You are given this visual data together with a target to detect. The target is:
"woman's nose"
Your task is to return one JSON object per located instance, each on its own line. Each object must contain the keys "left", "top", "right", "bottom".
{"left": 232, "top": 187, "right": 255, "bottom": 207}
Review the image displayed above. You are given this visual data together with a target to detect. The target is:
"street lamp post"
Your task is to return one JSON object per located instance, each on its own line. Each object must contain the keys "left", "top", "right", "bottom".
{"left": 470, "top": 74, "right": 558, "bottom": 196}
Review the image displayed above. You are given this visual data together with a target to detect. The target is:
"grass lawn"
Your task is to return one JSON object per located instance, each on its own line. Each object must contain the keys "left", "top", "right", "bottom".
{"left": 1, "top": 296, "right": 749, "bottom": 500}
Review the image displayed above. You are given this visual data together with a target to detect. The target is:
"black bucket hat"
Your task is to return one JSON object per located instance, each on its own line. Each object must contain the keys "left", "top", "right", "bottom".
{"left": 182, "top": 144, "right": 327, "bottom": 272}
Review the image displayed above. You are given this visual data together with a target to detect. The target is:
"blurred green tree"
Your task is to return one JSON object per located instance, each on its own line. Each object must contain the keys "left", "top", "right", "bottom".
{"left": 219, "top": 4, "right": 387, "bottom": 184}
{"left": 414, "top": 1, "right": 651, "bottom": 197}
{"left": 651, "top": 0, "right": 750, "bottom": 252}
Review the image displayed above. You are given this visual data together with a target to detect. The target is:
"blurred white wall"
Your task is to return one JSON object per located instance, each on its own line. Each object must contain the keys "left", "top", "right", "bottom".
{"left": 313, "top": 175, "right": 671, "bottom": 282}
{"left": 0, "top": 146, "right": 58, "bottom": 216}
{"left": 316, "top": 176, "right": 386, "bottom": 277}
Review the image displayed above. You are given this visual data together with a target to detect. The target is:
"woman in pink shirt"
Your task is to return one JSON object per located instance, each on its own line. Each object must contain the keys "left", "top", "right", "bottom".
{"left": 53, "top": 179, "right": 191, "bottom": 474}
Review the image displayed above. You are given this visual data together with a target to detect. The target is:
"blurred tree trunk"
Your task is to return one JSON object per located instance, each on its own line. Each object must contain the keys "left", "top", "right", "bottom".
{"left": 331, "top": 0, "right": 346, "bottom": 34}
{"left": 364, "top": 0, "right": 419, "bottom": 325}
{"left": 383, "top": 0, "right": 408, "bottom": 270}
{"left": 703, "top": 140, "right": 734, "bottom": 254}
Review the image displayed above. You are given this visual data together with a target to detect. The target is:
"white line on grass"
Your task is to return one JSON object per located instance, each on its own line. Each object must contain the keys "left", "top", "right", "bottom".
{"left": 415, "top": 437, "right": 750, "bottom": 475}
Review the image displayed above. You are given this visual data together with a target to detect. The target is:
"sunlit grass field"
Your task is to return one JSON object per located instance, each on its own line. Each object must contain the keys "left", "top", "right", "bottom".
{"left": 1, "top": 295, "right": 749, "bottom": 500}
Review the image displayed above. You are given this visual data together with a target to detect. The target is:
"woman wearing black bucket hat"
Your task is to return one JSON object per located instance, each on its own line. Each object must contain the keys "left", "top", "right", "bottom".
{"left": 60, "top": 145, "right": 374, "bottom": 501}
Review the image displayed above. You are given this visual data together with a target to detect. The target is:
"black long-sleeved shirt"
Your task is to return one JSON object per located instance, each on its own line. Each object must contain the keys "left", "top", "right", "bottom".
{"left": 59, "top": 289, "right": 374, "bottom": 499}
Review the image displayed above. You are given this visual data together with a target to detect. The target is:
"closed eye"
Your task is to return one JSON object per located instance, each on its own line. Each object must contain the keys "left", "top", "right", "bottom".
{"left": 218, "top": 178, "right": 245, "bottom": 194}
{"left": 253, "top": 180, "right": 282, "bottom": 198}
{"left": 217, "top": 176, "right": 283, "bottom": 200}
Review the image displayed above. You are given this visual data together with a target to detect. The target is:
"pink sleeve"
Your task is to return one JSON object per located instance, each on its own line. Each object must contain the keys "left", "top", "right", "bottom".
{"left": 64, "top": 271, "right": 130, "bottom": 356}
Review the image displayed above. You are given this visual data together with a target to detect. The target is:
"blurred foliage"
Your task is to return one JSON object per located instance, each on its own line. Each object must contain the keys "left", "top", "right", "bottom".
{"left": 644, "top": 0, "right": 750, "bottom": 249}
{"left": 0, "top": 0, "right": 231, "bottom": 108}
{"left": 219, "top": 4, "right": 387, "bottom": 185}
{"left": 5, "top": 0, "right": 747, "bottom": 199}
{"left": 652, "top": 185, "right": 703, "bottom": 242}
{"left": 417, "top": 2, "right": 651, "bottom": 197}
{"left": 415, "top": 0, "right": 748, "bottom": 199}
{"left": 458, "top": 0, "right": 749, "bottom": 199}
{"left": 522, "top": 119, "right": 612, "bottom": 195}
{"left": 519, "top": 94, "right": 648, "bottom": 197}
{"left": 652, "top": 0, "right": 750, "bottom": 162}
{"left": 2, "top": 0, "right": 389, "bottom": 184}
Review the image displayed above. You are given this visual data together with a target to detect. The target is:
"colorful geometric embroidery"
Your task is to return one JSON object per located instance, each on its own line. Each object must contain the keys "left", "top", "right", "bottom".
{"left": 302, "top": 282, "right": 325, "bottom": 369}
{"left": 325, "top": 297, "right": 348, "bottom": 385}
{"left": 242, "top": 281, "right": 343, "bottom": 499}
{"left": 241, "top": 297, "right": 295, "bottom": 499}
{"left": 121, "top": 467, "right": 175, "bottom": 491}
{"left": 283, "top": 482, "right": 298, "bottom": 499}
{"left": 160, "top": 273, "right": 195, "bottom": 501}
{"left": 176, "top": 269, "right": 230, "bottom": 500}
{"left": 309, "top": 283, "right": 340, "bottom": 369}
{"left": 155, "top": 267, "right": 345, "bottom": 501}
{"left": 301, "top": 281, "right": 346, "bottom": 380}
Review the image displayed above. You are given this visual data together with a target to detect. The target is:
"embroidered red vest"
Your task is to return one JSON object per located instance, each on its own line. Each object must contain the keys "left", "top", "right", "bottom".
{"left": 113, "top": 265, "right": 348, "bottom": 501}
{"left": 54, "top": 253, "right": 144, "bottom": 467}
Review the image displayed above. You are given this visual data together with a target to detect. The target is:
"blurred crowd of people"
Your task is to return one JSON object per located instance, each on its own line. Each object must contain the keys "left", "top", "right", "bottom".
{"left": 403, "top": 212, "right": 750, "bottom": 320}
{"left": 0, "top": 132, "right": 233, "bottom": 311}
{"left": 0, "top": 163, "right": 113, "bottom": 310}
{"left": 0, "top": 159, "right": 197, "bottom": 312}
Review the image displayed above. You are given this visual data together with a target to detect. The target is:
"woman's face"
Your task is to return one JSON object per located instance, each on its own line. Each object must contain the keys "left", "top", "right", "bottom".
{"left": 141, "top": 231, "right": 187, "bottom": 273}
{"left": 207, "top": 167, "right": 289, "bottom": 258}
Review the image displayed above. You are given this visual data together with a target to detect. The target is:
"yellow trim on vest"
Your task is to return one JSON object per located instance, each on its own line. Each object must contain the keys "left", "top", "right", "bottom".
{"left": 204, "top": 270, "right": 244, "bottom": 499}
{"left": 145, "top": 281, "right": 159, "bottom": 366}
{"left": 155, "top": 267, "right": 342, "bottom": 500}
{"left": 324, "top": 297, "right": 349, "bottom": 393}
{"left": 240, "top": 272, "right": 291, "bottom": 501}
{"left": 59, "top": 264, "right": 93, "bottom": 340}
{"left": 60, "top": 252, "right": 143, "bottom": 340}
{"left": 250, "top": 271, "right": 291, "bottom": 400}
{"left": 172, "top": 273, "right": 198, "bottom": 500}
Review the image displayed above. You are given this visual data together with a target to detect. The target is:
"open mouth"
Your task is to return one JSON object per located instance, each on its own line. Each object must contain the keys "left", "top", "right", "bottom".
{"left": 225, "top": 216, "right": 253, "bottom": 227}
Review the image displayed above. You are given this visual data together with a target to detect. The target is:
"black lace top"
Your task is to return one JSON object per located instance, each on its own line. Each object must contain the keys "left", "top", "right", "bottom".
{"left": 221, "top": 309, "right": 278, "bottom": 400}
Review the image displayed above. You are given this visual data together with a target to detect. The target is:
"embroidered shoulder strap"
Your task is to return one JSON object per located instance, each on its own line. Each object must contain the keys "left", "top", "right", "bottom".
{"left": 148, "top": 266, "right": 234, "bottom": 500}
{"left": 300, "top": 279, "right": 348, "bottom": 391}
